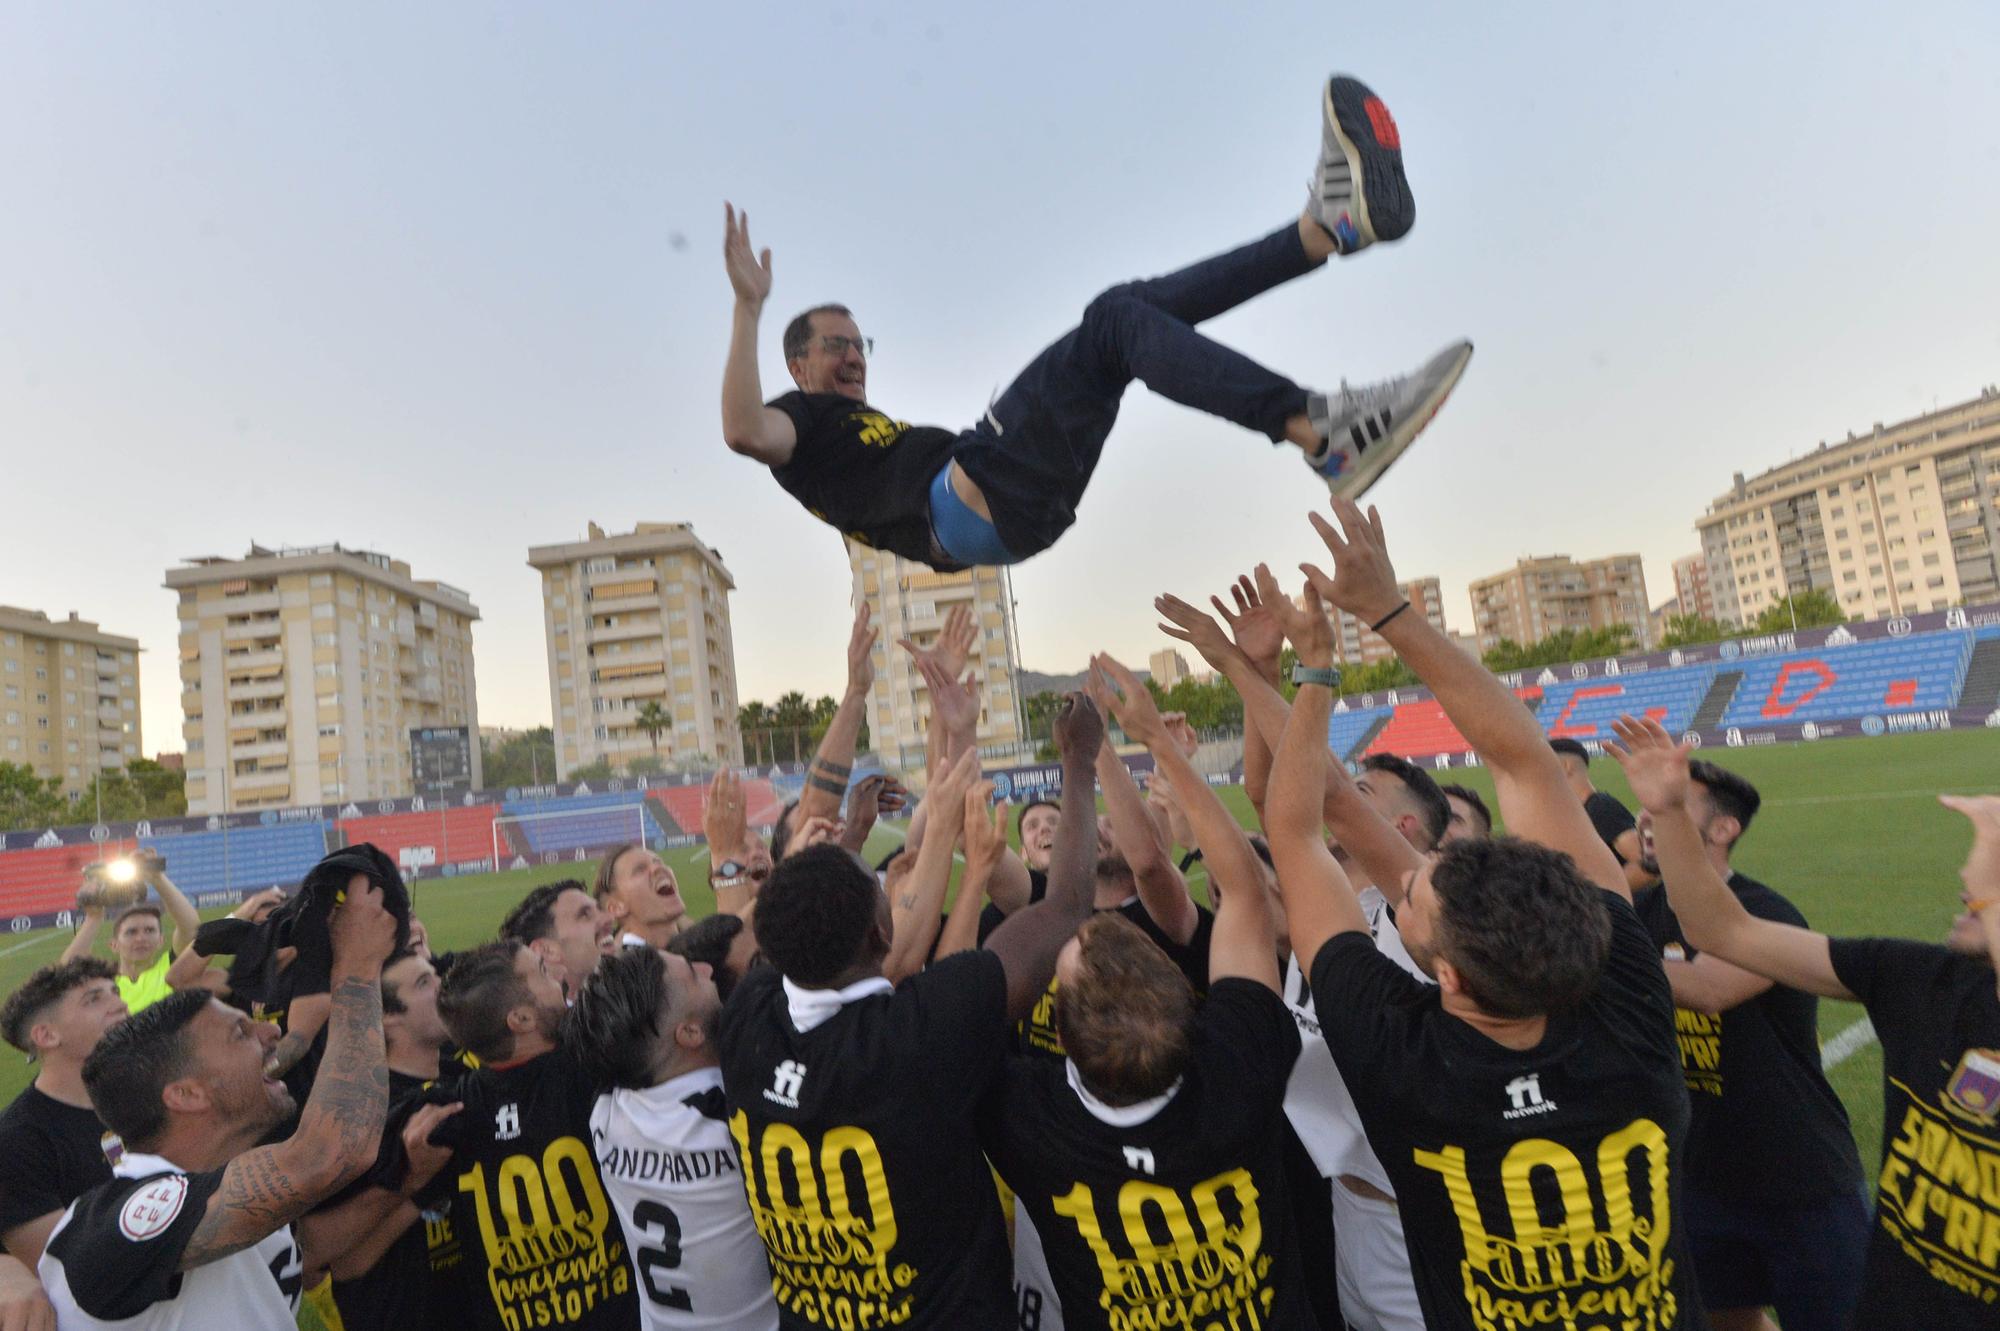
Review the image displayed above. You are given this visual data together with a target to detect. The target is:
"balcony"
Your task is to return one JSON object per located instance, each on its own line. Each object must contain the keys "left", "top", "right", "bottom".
{"left": 587, "top": 592, "right": 659, "bottom": 615}
{"left": 597, "top": 671, "right": 669, "bottom": 701}
{"left": 95, "top": 656, "right": 119, "bottom": 678}
{"left": 223, "top": 617, "right": 283, "bottom": 643}
{"left": 396, "top": 621, "right": 417, "bottom": 648}
{"left": 588, "top": 619, "right": 661, "bottom": 647}
{"left": 586, "top": 565, "right": 657, "bottom": 592}
{"left": 226, "top": 678, "right": 286, "bottom": 703}
{"left": 230, "top": 739, "right": 290, "bottom": 760}
{"left": 96, "top": 705, "right": 121, "bottom": 725}
{"left": 219, "top": 591, "right": 282, "bottom": 616}
{"left": 233, "top": 769, "right": 290, "bottom": 793}
{"left": 224, "top": 648, "right": 284, "bottom": 673}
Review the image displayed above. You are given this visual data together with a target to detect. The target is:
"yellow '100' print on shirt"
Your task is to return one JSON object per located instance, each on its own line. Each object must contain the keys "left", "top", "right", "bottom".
{"left": 1412, "top": 1119, "right": 1682, "bottom": 1331}
{"left": 730, "top": 1113, "right": 913, "bottom": 1327}
{"left": 456, "top": 1137, "right": 633, "bottom": 1325}
{"left": 1049, "top": 1167, "right": 1277, "bottom": 1328}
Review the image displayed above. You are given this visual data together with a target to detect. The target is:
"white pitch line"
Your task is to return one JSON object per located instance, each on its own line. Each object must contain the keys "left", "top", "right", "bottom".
{"left": 1821, "top": 1017, "right": 1878, "bottom": 1071}
{"left": 0, "top": 932, "right": 63, "bottom": 961}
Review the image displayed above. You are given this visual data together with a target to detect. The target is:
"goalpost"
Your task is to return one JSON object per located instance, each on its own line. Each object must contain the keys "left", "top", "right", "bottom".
{"left": 490, "top": 802, "right": 650, "bottom": 873}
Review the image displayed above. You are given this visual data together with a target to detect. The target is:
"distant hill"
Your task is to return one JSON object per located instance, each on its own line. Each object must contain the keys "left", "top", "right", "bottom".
{"left": 1016, "top": 667, "right": 1150, "bottom": 698}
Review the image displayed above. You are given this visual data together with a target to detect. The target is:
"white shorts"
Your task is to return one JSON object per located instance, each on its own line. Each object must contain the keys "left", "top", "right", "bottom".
{"left": 1013, "top": 1204, "right": 1065, "bottom": 1331}
{"left": 1331, "top": 1182, "right": 1425, "bottom": 1331}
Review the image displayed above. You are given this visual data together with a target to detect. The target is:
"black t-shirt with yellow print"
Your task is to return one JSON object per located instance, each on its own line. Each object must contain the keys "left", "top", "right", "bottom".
{"left": 1828, "top": 937, "right": 2000, "bottom": 1328}
{"left": 1311, "top": 888, "right": 1704, "bottom": 1331}
{"left": 717, "top": 951, "right": 1017, "bottom": 1330}
{"left": 767, "top": 391, "right": 965, "bottom": 569}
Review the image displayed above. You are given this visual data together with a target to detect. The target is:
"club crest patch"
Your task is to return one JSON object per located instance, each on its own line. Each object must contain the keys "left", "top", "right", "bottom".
{"left": 118, "top": 1175, "right": 188, "bottom": 1241}
{"left": 1943, "top": 1048, "right": 2000, "bottom": 1123}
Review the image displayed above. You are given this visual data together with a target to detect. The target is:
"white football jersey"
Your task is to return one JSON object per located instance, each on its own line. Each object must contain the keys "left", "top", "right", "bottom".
{"left": 590, "top": 1066, "right": 777, "bottom": 1330}
{"left": 39, "top": 1151, "right": 302, "bottom": 1330}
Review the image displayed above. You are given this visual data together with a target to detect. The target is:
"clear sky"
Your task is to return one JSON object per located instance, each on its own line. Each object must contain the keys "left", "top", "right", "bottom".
{"left": 5, "top": 1, "right": 1997, "bottom": 758}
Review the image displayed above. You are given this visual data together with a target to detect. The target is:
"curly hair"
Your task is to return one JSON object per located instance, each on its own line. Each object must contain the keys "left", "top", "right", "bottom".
{"left": 2, "top": 957, "right": 117, "bottom": 1053}
{"left": 753, "top": 844, "right": 882, "bottom": 989}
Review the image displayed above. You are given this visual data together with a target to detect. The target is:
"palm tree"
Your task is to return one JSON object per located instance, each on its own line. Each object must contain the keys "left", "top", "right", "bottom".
{"left": 738, "top": 701, "right": 771, "bottom": 765}
{"left": 635, "top": 700, "right": 671, "bottom": 757}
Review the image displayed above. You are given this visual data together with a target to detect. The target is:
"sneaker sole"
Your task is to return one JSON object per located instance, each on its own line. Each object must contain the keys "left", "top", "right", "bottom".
{"left": 1324, "top": 76, "right": 1414, "bottom": 246}
{"left": 1327, "top": 341, "right": 1472, "bottom": 499}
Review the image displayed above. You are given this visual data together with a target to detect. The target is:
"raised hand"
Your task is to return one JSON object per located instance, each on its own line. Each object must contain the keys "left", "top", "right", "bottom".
{"left": 1162, "top": 711, "right": 1200, "bottom": 761}
{"left": 399, "top": 1101, "right": 465, "bottom": 1198}
{"left": 916, "top": 655, "right": 980, "bottom": 739}
{"left": 1604, "top": 715, "right": 1695, "bottom": 814}
{"left": 1051, "top": 691, "right": 1105, "bottom": 760}
{"left": 841, "top": 773, "right": 894, "bottom": 851}
{"left": 704, "top": 767, "right": 753, "bottom": 862}
{"left": 845, "top": 602, "right": 879, "bottom": 701}
{"left": 328, "top": 874, "right": 397, "bottom": 977}
{"left": 1256, "top": 565, "right": 1334, "bottom": 669}
{"left": 1154, "top": 593, "right": 1244, "bottom": 673}
{"left": 791, "top": 815, "right": 843, "bottom": 854}
{"left": 928, "top": 746, "right": 981, "bottom": 836}
{"left": 723, "top": 202, "right": 773, "bottom": 309}
{"left": 963, "top": 782, "right": 1009, "bottom": 877}
{"left": 1214, "top": 573, "right": 1287, "bottom": 673}
{"left": 899, "top": 604, "right": 978, "bottom": 680}
{"left": 1090, "top": 654, "right": 1168, "bottom": 748}
{"left": 1301, "top": 497, "right": 1405, "bottom": 626}
{"left": 1941, "top": 794, "right": 2000, "bottom": 906}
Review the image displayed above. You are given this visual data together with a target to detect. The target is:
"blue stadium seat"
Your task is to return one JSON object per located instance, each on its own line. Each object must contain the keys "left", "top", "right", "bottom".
{"left": 1720, "top": 635, "right": 1973, "bottom": 727}
{"left": 1536, "top": 668, "right": 1717, "bottom": 741}
{"left": 139, "top": 822, "right": 330, "bottom": 897}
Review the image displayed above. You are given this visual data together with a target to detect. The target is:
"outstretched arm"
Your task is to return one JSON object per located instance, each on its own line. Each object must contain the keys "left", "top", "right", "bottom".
{"left": 883, "top": 747, "right": 978, "bottom": 982}
{"left": 1087, "top": 706, "right": 1199, "bottom": 947}
{"left": 798, "top": 605, "right": 876, "bottom": 823}
{"left": 1263, "top": 582, "right": 1370, "bottom": 967}
{"left": 1606, "top": 716, "right": 1851, "bottom": 999}
{"left": 177, "top": 879, "right": 396, "bottom": 1272}
{"left": 1305, "top": 499, "right": 1627, "bottom": 899}
{"left": 985, "top": 695, "right": 1103, "bottom": 1020}
{"left": 58, "top": 898, "right": 103, "bottom": 965}
{"left": 1096, "top": 657, "right": 1277, "bottom": 991}
{"left": 938, "top": 785, "right": 1008, "bottom": 962}
{"left": 720, "top": 203, "right": 798, "bottom": 465}
{"left": 144, "top": 859, "right": 200, "bottom": 956}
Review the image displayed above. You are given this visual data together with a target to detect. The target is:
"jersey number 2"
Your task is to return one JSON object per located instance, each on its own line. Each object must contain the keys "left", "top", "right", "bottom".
{"left": 632, "top": 1199, "right": 693, "bottom": 1311}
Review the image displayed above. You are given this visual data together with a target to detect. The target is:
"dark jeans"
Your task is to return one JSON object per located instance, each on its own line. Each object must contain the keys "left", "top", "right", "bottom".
{"left": 952, "top": 223, "right": 1319, "bottom": 560}
{"left": 1685, "top": 1183, "right": 1870, "bottom": 1331}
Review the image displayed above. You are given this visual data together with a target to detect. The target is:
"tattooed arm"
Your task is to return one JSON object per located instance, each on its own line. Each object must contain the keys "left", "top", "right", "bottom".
{"left": 798, "top": 604, "right": 877, "bottom": 822}
{"left": 176, "top": 876, "right": 396, "bottom": 1272}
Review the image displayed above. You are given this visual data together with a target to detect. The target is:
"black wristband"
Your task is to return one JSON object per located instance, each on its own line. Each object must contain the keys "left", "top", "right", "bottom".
{"left": 1178, "top": 849, "right": 1204, "bottom": 872}
{"left": 1370, "top": 601, "right": 1412, "bottom": 633}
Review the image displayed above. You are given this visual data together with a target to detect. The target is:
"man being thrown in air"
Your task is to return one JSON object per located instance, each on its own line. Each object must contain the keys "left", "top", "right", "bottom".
{"left": 720, "top": 75, "right": 1472, "bottom": 571}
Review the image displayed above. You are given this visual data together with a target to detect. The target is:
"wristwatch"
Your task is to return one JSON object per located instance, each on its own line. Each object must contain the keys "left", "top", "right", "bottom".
{"left": 1290, "top": 663, "right": 1342, "bottom": 689}
{"left": 711, "top": 859, "right": 747, "bottom": 880}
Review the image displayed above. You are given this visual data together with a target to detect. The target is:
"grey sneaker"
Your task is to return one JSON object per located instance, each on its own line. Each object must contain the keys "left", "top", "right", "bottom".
{"left": 1305, "top": 341, "right": 1473, "bottom": 497}
{"left": 1309, "top": 75, "right": 1415, "bottom": 255}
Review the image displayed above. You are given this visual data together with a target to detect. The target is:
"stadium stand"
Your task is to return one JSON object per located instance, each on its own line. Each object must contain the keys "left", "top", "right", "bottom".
{"left": 499, "top": 791, "right": 664, "bottom": 856}
{"left": 0, "top": 839, "right": 139, "bottom": 922}
{"left": 1537, "top": 670, "right": 1715, "bottom": 740}
{"left": 139, "top": 822, "right": 330, "bottom": 899}
{"left": 337, "top": 804, "right": 500, "bottom": 872}
{"left": 1720, "top": 635, "right": 1973, "bottom": 727}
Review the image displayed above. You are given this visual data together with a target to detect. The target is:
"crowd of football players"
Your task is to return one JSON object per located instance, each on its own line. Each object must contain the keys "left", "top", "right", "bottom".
{"left": 3, "top": 497, "right": 1997, "bottom": 1331}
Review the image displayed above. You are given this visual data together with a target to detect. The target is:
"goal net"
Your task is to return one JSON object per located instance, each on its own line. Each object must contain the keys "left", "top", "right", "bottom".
{"left": 491, "top": 801, "right": 651, "bottom": 873}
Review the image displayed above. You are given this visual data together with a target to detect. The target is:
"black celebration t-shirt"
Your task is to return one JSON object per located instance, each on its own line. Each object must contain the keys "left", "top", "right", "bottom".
{"left": 767, "top": 392, "right": 965, "bottom": 569}
{"left": 982, "top": 979, "right": 1309, "bottom": 1331}
{"left": 324, "top": 1070, "right": 451, "bottom": 1331}
{"left": 397, "top": 1050, "right": 638, "bottom": 1331}
{"left": 717, "top": 951, "right": 1016, "bottom": 1330}
{"left": 1017, "top": 897, "right": 1215, "bottom": 1060}
{"left": 1632, "top": 874, "right": 1862, "bottom": 1202}
{"left": 1584, "top": 791, "right": 1638, "bottom": 862}
{"left": 1827, "top": 937, "right": 2000, "bottom": 1328}
{"left": 1310, "top": 889, "right": 1704, "bottom": 1331}
{"left": 0, "top": 1085, "right": 120, "bottom": 1246}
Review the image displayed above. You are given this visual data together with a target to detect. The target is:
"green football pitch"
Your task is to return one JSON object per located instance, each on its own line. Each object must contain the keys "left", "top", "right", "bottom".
{"left": 7, "top": 727, "right": 1996, "bottom": 1184}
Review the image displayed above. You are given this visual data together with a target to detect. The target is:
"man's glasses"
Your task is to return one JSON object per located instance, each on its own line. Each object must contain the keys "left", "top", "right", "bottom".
{"left": 817, "top": 334, "right": 873, "bottom": 358}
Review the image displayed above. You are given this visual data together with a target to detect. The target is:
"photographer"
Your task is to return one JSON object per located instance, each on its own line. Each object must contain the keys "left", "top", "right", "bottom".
{"left": 58, "top": 852, "right": 199, "bottom": 1016}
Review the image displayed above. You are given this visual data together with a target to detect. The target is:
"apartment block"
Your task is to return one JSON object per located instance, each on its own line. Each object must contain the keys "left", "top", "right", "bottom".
{"left": 1330, "top": 576, "right": 1448, "bottom": 667}
{"left": 528, "top": 522, "right": 742, "bottom": 777}
{"left": 1468, "top": 555, "right": 1652, "bottom": 652}
{"left": 848, "top": 545, "right": 1024, "bottom": 777}
{"left": 1697, "top": 386, "right": 2000, "bottom": 625}
{"left": 1671, "top": 555, "right": 1717, "bottom": 622}
{"left": 0, "top": 607, "right": 141, "bottom": 793}
{"left": 1149, "top": 649, "right": 1191, "bottom": 688}
{"left": 166, "top": 545, "right": 479, "bottom": 813}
